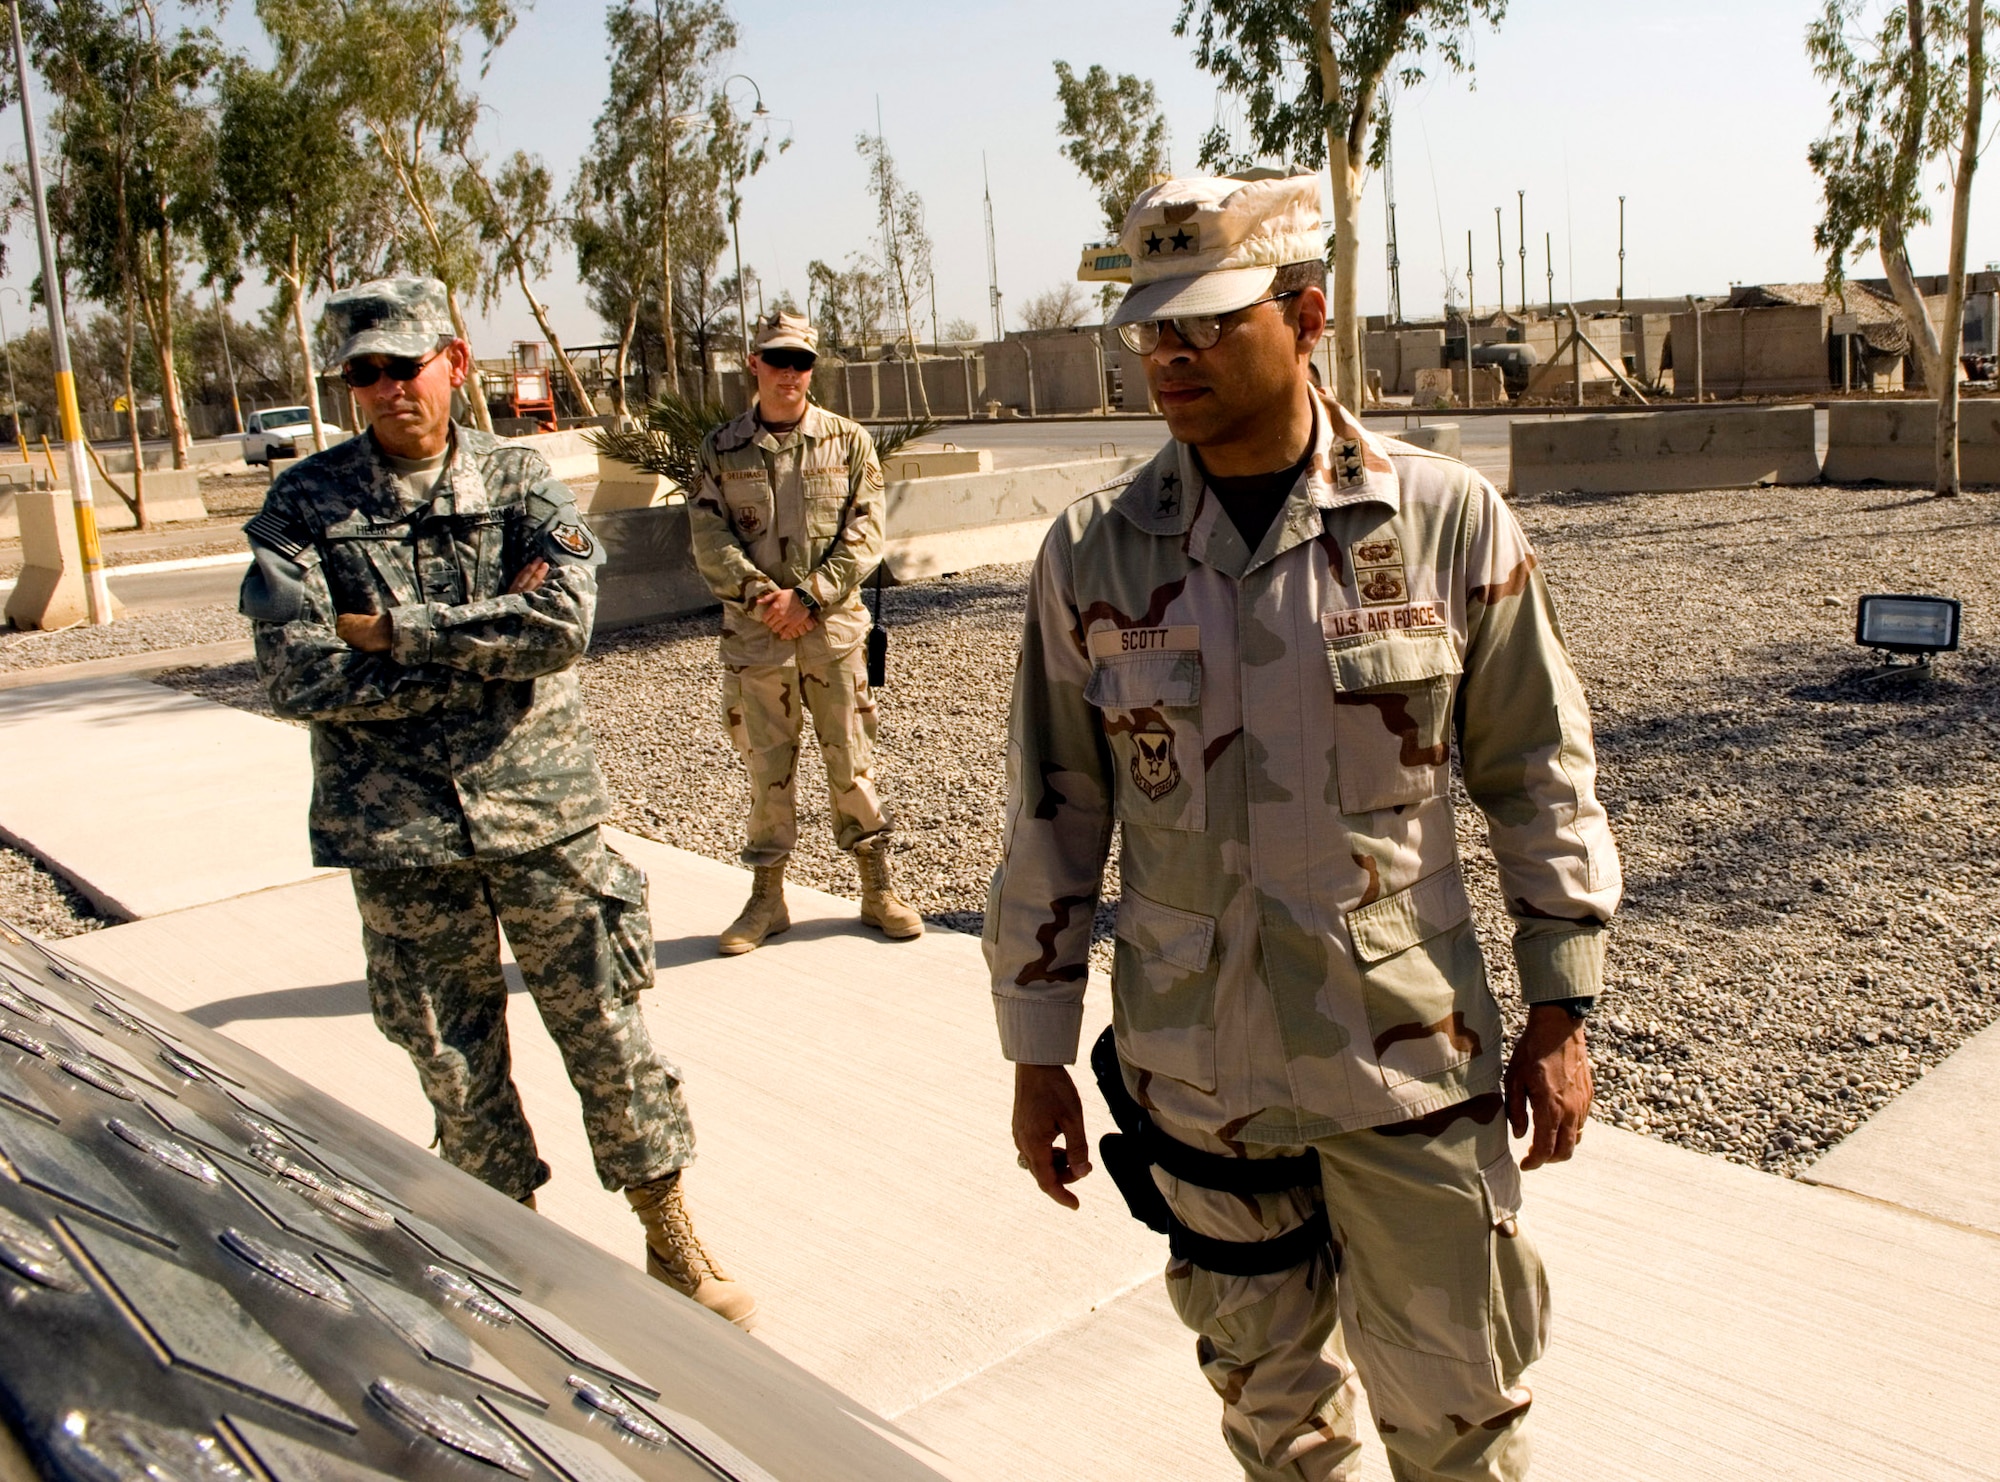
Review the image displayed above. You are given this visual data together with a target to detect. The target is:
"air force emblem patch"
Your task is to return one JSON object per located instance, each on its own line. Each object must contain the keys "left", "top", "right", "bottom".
{"left": 1130, "top": 724, "right": 1181, "bottom": 801}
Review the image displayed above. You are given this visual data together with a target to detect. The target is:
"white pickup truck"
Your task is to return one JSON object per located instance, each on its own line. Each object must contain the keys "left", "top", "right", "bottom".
{"left": 241, "top": 405, "right": 346, "bottom": 466}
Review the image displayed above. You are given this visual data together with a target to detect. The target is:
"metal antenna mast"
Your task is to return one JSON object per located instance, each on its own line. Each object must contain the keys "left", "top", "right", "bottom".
{"left": 1517, "top": 190, "right": 1526, "bottom": 317}
{"left": 1617, "top": 195, "right": 1627, "bottom": 313}
{"left": 1383, "top": 120, "right": 1403, "bottom": 325}
{"left": 983, "top": 153, "right": 1003, "bottom": 341}
{"left": 1494, "top": 207, "right": 1506, "bottom": 316}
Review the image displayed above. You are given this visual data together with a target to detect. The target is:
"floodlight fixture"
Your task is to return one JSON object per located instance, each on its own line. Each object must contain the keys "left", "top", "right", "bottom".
{"left": 1855, "top": 593, "right": 1961, "bottom": 662}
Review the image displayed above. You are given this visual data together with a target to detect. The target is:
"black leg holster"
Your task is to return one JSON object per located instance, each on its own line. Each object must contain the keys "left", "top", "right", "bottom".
{"left": 1090, "top": 1027, "right": 1334, "bottom": 1278}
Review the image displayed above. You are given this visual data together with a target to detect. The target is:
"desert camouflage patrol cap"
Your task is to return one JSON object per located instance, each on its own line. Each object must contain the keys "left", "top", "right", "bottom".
{"left": 751, "top": 309, "right": 817, "bottom": 357}
{"left": 1103, "top": 173, "right": 1325, "bottom": 327}
{"left": 322, "top": 277, "right": 457, "bottom": 365}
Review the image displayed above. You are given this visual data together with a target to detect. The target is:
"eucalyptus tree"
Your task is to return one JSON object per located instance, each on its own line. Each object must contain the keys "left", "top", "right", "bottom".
{"left": 216, "top": 58, "right": 358, "bottom": 451}
{"left": 257, "top": 0, "right": 521, "bottom": 432}
{"left": 1174, "top": 0, "right": 1506, "bottom": 407}
{"left": 1053, "top": 61, "right": 1169, "bottom": 236}
{"left": 28, "top": 0, "right": 227, "bottom": 480}
{"left": 1810, "top": 0, "right": 1990, "bottom": 496}
{"left": 855, "top": 129, "right": 933, "bottom": 414}
{"left": 455, "top": 149, "right": 595, "bottom": 415}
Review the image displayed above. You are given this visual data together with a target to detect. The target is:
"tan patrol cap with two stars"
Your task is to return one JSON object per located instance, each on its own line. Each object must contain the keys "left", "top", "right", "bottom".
{"left": 1103, "top": 173, "right": 1325, "bottom": 327}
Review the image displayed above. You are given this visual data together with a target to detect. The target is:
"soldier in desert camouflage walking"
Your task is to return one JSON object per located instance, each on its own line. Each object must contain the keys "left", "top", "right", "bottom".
{"left": 987, "top": 176, "right": 1623, "bottom": 1480}
{"left": 239, "top": 277, "right": 754, "bottom": 1328}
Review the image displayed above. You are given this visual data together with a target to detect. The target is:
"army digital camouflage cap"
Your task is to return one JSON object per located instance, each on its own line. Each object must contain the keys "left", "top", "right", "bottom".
{"left": 322, "top": 277, "right": 457, "bottom": 365}
{"left": 752, "top": 309, "right": 817, "bottom": 357}
{"left": 1104, "top": 173, "right": 1325, "bottom": 327}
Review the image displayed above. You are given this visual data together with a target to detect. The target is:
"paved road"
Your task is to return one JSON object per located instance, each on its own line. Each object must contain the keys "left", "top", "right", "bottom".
{"left": 107, "top": 562, "right": 247, "bottom": 614}
{"left": 943, "top": 411, "right": 1517, "bottom": 485}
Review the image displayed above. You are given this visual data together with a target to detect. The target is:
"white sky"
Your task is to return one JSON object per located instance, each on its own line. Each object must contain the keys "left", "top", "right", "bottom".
{"left": 5, "top": 0, "right": 1996, "bottom": 353}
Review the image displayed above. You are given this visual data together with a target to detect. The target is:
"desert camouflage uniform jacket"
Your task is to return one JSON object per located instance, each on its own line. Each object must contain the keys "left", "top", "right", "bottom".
{"left": 240, "top": 425, "right": 611, "bottom": 870}
{"left": 687, "top": 402, "right": 884, "bottom": 665}
{"left": 984, "top": 390, "right": 1623, "bottom": 1142}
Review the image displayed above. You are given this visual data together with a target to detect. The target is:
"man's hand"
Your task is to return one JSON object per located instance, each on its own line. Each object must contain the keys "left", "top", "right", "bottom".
{"left": 508, "top": 558, "right": 550, "bottom": 596}
{"left": 336, "top": 613, "right": 393, "bottom": 653}
{"left": 754, "top": 587, "right": 815, "bottom": 640}
{"left": 1012, "top": 1063, "right": 1094, "bottom": 1209}
{"left": 1505, "top": 1004, "right": 1593, "bottom": 1170}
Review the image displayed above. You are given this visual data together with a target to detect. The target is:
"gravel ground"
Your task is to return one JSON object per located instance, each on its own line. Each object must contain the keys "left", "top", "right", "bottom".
{"left": 0, "top": 845, "right": 113, "bottom": 939}
{"left": 0, "top": 605, "right": 247, "bottom": 671}
{"left": 117, "top": 483, "right": 2000, "bottom": 1175}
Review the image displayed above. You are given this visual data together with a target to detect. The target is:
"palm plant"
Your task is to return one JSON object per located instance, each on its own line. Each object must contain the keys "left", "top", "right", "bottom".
{"left": 588, "top": 392, "right": 941, "bottom": 490}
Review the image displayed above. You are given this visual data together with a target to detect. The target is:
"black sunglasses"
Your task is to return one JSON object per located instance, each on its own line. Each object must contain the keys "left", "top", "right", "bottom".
{"left": 756, "top": 349, "right": 817, "bottom": 372}
{"left": 342, "top": 350, "right": 443, "bottom": 389}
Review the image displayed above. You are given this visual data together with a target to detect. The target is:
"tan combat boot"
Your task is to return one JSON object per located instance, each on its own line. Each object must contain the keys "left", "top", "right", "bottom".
{"left": 624, "top": 1173, "right": 758, "bottom": 1330}
{"left": 853, "top": 836, "right": 923, "bottom": 940}
{"left": 717, "top": 862, "right": 788, "bottom": 956}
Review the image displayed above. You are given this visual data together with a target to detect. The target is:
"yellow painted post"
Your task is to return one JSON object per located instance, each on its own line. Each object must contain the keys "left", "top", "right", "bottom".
{"left": 11, "top": 0, "right": 111, "bottom": 624}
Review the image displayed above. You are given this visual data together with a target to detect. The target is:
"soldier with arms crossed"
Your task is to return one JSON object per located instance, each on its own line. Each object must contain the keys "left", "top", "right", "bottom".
{"left": 986, "top": 177, "right": 1621, "bottom": 1480}
{"left": 239, "top": 277, "right": 754, "bottom": 1327}
{"left": 688, "top": 310, "right": 922, "bottom": 954}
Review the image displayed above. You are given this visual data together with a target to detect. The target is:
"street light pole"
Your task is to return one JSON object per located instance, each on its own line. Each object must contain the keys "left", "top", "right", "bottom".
{"left": 9, "top": 0, "right": 110, "bottom": 624}
{"left": 721, "top": 74, "right": 768, "bottom": 377}
{"left": 0, "top": 287, "right": 26, "bottom": 461}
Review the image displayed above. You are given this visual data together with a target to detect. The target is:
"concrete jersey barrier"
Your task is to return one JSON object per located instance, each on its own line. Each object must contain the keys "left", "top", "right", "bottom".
{"left": 1822, "top": 399, "right": 2000, "bottom": 486}
{"left": 1510, "top": 405, "right": 1820, "bottom": 495}
{"left": 590, "top": 453, "right": 1153, "bottom": 631}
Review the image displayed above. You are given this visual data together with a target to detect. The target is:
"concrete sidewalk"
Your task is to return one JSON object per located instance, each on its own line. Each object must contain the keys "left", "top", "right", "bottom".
{"left": 12, "top": 676, "right": 2000, "bottom": 1480}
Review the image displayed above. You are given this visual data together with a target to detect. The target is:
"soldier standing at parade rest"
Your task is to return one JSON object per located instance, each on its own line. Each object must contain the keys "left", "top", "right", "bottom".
{"left": 987, "top": 176, "right": 1622, "bottom": 1481}
{"left": 688, "top": 310, "right": 922, "bottom": 954}
{"left": 238, "top": 277, "right": 755, "bottom": 1328}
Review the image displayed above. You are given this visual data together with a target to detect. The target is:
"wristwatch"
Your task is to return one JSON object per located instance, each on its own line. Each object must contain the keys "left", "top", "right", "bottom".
{"left": 1543, "top": 997, "right": 1595, "bottom": 1023}
{"left": 793, "top": 586, "right": 821, "bottom": 615}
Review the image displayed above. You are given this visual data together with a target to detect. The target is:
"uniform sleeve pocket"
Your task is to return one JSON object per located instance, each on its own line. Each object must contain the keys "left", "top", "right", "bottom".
{"left": 1327, "top": 630, "right": 1462, "bottom": 815}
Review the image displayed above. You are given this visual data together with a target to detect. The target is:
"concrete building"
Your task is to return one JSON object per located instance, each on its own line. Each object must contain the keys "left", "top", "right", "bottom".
{"left": 1667, "top": 283, "right": 1909, "bottom": 399}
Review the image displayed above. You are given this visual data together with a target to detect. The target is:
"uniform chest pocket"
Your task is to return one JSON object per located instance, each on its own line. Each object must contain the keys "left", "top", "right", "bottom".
{"left": 1326, "top": 628, "right": 1461, "bottom": 815}
{"left": 725, "top": 473, "right": 774, "bottom": 541}
{"left": 803, "top": 472, "right": 850, "bottom": 540}
{"left": 1086, "top": 651, "right": 1207, "bottom": 833}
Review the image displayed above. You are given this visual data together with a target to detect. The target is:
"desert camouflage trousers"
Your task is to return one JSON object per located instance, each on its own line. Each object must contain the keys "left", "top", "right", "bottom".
{"left": 350, "top": 826, "right": 694, "bottom": 1200}
{"left": 720, "top": 646, "right": 887, "bottom": 866}
{"left": 1157, "top": 1093, "right": 1545, "bottom": 1482}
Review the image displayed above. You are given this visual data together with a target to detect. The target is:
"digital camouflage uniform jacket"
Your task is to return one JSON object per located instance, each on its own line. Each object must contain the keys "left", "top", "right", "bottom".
{"left": 687, "top": 403, "right": 885, "bottom": 665}
{"left": 240, "top": 426, "right": 611, "bottom": 870}
{"left": 984, "top": 390, "right": 1622, "bottom": 1143}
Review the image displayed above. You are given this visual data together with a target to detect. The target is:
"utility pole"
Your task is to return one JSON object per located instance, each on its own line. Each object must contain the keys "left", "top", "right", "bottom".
{"left": 653, "top": 0, "right": 680, "bottom": 396}
{"left": 1617, "top": 195, "right": 1627, "bottom": 313}
{"left": 1465, "top": 229, "right": 1477, "bottom": 410}
{"left": 1384, "top": 124, "right": 1403, "bottom": 325}
{"left": 1517, "top": 190, "right": 1527, "bottom": 319}
{"left": 1546, "top": 232, "right": 1555, "bottom": 318}
{"left": 721, "top": 74, "right": 768, "bottom": 375}
{"left": 983, "top": 153, "right": 1004, "bottom": 341}
{"left": 9, "top": 0, "right": 110, "bottom": 624}
{"left": 1494, "top": 207, "right": 1506, "bottom": 316}
{"left": 211, "top": 284, "right": 243, "bottom": 436}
